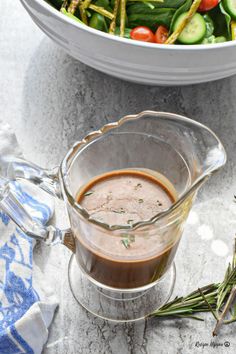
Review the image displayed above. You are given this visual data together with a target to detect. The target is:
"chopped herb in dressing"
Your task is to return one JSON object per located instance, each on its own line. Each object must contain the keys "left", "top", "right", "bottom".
{"left": 127, "top": 219, "right": 134, "bottom": 224}
{"left": 83, "top": 191, "right": 94, "bottom": 197}
{"left": 112, "top": 208, "right": 125, "bottom": 214}
{"left": 121, "top": 233, "right": 135, "bottom": 248}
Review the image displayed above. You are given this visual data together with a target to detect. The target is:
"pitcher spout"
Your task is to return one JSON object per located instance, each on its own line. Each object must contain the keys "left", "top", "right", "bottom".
{"left": 156, "top": 113, "right": 227, "bottom": 225}
{"left": 178, "top": 116, "right": 227, "bottom": 196}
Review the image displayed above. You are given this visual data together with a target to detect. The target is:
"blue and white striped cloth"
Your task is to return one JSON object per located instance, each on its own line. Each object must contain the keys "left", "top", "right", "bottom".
{"left": 0, "top": 122, "right": 58, "bottom": 353}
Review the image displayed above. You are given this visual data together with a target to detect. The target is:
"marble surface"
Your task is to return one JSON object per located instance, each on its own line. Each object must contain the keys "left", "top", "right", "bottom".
{"left": 1, "top": 2, "right": 236, "bottom": 353}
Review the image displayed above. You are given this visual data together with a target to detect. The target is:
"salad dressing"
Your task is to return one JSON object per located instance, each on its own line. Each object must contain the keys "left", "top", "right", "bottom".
{"left": 74, "top": 169, "right": 181, "bottom": 288}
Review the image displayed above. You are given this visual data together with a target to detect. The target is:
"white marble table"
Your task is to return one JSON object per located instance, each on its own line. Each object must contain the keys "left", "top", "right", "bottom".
{"left": 1, "top": 2, "right": 236, "bottom": 353}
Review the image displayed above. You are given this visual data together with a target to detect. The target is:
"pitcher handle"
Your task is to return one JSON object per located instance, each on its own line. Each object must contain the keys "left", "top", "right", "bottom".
{"left": 0, "top": 157, "right": 75, "bottom": 252}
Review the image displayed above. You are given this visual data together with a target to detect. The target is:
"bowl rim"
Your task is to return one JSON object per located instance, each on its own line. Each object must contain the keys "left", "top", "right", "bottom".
{"left": 28, "top": 0, "right": 236, "bottom": 51}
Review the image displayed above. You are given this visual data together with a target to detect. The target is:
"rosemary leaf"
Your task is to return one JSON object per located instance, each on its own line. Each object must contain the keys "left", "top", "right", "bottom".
{"left": 213, "top": 285, "right": 236, "bottom": 336}
{"left": 198, "top": 288, "right": 218, "bottom": 320}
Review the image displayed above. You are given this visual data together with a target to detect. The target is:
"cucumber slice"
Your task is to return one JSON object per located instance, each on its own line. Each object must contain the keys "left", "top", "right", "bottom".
{"left": 223, "top": 0, "right": 236, "bottom": 20}
{"left": 173, "top": 12, "right": 206, "bottom": 44}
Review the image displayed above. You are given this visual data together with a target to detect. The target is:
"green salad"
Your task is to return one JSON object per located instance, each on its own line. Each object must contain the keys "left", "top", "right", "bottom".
{"left": 47, "top": 0, "right": 236, "bottom": 44}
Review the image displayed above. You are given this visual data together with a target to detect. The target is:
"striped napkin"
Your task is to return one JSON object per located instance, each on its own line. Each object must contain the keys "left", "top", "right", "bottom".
{"left": 0, "top": 121, "right": 58, "bottom": 353}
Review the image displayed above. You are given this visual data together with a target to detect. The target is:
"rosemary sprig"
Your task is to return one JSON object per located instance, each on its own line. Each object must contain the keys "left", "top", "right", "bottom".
{"left": 150, "top": 238, "right": 236, "bottom": 336}
{"left": 151, "top": 284, "right": 218, "bottom": 319}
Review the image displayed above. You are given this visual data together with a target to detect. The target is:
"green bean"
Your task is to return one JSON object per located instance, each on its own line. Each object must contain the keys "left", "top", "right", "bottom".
{"left": 89, "top": 4, "right": 114, "bottom": 20}
{"left": 81, "top": 0, "right": 92, "bottom": 9}
{"left": 120, "top": 0, "right": 126, "bottom": 37}
{"left": 95, "top": 0, "right": 112, "bottom": 10}
{"left": 68, "top": 0, "right": 81, "bottom": 14}
{"left": 169, "top": 0, "right": 192, "bottom": 32}
{"left": 109, "top": 0, "right": 120, "bottom": 34}
{"left": 79, "top": 0, "right": 92, "bottom": 25}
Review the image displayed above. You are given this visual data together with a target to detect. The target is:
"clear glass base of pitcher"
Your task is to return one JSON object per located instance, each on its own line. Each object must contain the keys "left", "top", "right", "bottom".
{"left": 68, "top": 255, "right": 176, "bottom": 322}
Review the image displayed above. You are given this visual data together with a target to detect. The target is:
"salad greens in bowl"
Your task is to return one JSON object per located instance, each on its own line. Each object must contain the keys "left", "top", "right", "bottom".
{"left": 48, "top": 0, "right": 236, "bottom": 45}
{"left": 20, "top": 0, "right": 236, "bottom": 84}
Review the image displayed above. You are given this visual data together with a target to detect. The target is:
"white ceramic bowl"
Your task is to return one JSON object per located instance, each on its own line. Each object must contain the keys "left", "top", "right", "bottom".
{"left": 21, "top": 0, "right": 236, "bottom": 85}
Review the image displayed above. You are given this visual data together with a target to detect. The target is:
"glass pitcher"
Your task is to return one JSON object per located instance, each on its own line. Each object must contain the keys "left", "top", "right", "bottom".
{"left": 0, "top": 111, "right": 226, "bottom": 322}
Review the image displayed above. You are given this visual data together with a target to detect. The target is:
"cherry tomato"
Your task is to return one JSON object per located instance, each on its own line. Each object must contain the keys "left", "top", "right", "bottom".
{"left": 198, "top": 0, "right": 219, "bottom": 12}
{"left": 130, "top": 26, "right": 155, "bottom": 43}
{"left": 155, "top": 25, "right": 169, "bottom": 44}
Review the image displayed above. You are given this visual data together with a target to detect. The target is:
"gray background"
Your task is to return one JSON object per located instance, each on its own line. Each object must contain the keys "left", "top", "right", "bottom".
{"left": 1, "top": 2, "right": 236, "bottom": 353}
